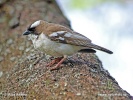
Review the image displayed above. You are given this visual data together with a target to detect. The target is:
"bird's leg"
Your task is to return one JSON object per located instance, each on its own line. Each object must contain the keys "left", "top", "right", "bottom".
{"left": 50, "top": 55, "right": 67, "bottom": 70}
{"left": 46, "top": 57, "right": 63, "bottom": 67}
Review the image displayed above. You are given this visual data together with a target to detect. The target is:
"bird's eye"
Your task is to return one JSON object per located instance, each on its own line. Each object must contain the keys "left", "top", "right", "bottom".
{"left": 28, "top": 27, "right": 35, "bottom": 32}
{"left": 28, "top": 27, "right": 39, "bottom": 35}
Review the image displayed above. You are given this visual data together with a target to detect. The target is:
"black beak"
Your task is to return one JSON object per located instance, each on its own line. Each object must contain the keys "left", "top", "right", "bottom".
{"left": 23, "top": 30, "right": 31, "bottom": 35}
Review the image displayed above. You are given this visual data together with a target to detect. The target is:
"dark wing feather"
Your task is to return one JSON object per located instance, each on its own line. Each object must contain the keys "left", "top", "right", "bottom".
{"left": 48, "top": 31, "right": 92, "bottom": 47}
{"left": 78, "top": 49, "right": 96, "bottom": 53}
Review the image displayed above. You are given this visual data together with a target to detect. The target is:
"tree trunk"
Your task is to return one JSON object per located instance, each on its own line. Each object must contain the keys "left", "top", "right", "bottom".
{"left": 0, "top": 0, "right": 132, "bottom": 99}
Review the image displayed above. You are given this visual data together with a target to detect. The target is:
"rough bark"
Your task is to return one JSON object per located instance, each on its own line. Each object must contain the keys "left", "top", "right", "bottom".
{"left": 0, "top": 0, "right": 132, "bottom": 100}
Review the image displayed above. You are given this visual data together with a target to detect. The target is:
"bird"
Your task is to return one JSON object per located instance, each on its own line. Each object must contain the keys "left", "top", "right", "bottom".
{"left": 23, "top": 20, "right": 113, "bottom": 70}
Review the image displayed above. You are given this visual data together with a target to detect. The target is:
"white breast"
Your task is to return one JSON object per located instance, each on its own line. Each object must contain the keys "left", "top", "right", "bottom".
{"left": 29, "top": 33, "right": 82, "bottom": 57}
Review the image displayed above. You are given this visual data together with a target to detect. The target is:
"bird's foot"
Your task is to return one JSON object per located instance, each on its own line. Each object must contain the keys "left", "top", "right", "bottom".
{"left": 50, "top": 57, "right": 66, "bottom": 71}
{"left": 46, "top": 57, "right": 63, "bottom": 67}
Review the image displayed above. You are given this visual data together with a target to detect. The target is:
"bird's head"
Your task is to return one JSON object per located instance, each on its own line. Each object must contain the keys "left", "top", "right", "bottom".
{"left": 23, "top": 20, "right": 43, "bottom": 35}
{"left": 23, "top": 20, "right": 47, "bottom": 41}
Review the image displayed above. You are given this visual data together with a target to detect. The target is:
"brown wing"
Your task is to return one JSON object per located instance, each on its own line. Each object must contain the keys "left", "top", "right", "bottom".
{"left": 47, "top": 23, "right": 92, "bottom": 47}
{"left": 48, "top": 31, "right": 92, "bottom": 47}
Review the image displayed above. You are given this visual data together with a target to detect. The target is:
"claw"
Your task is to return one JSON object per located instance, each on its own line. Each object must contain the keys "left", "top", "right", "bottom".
{"left": 46, "top": 57, "right": 62, "bottom": 67}
{"left": 50, "top": 57, "right": 67, "bottom": 70}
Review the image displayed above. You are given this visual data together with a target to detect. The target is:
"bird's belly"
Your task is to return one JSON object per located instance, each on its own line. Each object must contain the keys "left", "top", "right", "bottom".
{"left": 34, "top": 39, "right": 81, "bottom": 57}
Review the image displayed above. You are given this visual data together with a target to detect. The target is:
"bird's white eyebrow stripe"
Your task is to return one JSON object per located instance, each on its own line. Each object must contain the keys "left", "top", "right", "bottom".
{"left": 30, "top": 20, "right": 41, "bottom": 28}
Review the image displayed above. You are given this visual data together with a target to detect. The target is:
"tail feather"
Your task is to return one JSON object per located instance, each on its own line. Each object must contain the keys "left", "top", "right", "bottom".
{"left": 79, "top": 49, "right": 96, "bottom": 53}
{"left": 90, "top": 44, "right": 113, "bottom": 54}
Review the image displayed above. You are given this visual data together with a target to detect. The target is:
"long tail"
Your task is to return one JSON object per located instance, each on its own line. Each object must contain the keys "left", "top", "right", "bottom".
{"left": 90, "top": 43, "right": 113, "bottom": 54}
